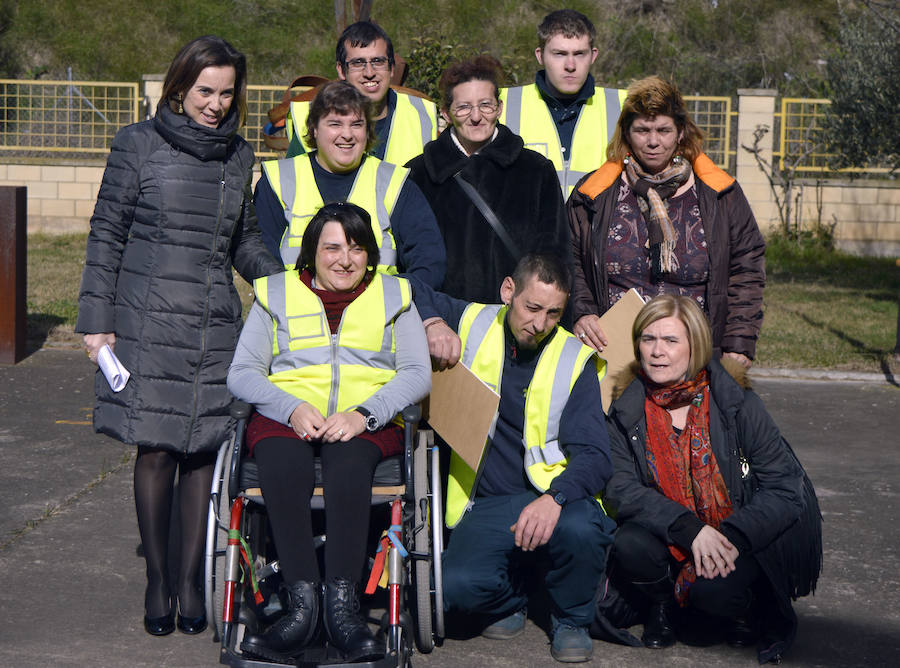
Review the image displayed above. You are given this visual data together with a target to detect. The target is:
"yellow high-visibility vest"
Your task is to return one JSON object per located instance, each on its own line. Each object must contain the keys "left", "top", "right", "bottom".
{"left": 499, "top": 84, "right": 627, "bottom": 197}
{"left": 444, "top": 303, "right": 606, "bottom": 527}
{"left": 287, "top": 91, "right": 437, "bottom": 166}
{"left": 253, "top": 271, "right": 411, "bottom": 416}
{"left": 261, "top": 154, "right": 407, "bottom": 271}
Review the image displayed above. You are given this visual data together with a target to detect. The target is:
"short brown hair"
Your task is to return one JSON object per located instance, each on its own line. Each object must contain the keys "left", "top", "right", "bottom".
{"left": 537, "top": 9, "right": 596, "bottom": 49}
{"left": 606, "top": 76, "right": 704, "bottom": 163}
{"left": 158, "top": 35, "right": 248, "bottom": 127}
{"left": 511, "top": 252, "right": 572, "bottom": 296}
{"left": 632, "top": 295, "right": 712, "bottom": 381}
{"left": 438, "top": 55, "right": 503, "bottom": 112}
{"left": 303, "top": 81, "right": 377, "bottom": 152}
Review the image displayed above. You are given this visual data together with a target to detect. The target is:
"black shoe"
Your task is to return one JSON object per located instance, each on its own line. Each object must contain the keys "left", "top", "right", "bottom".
{"left": 241, "top": 580, "right": 320, "bottom": 662}
{"left": 176, "top": 609, "right": 208, "bottom": 635}
{"left": 323, "top": 577, "right": 383, "bottom": 662}
{"left": 144, "top": 610, "right": 175, "bottom": 636}
{"left": 726, "top": 614, "right": 759, "bottom": 647}
{"left": 642, "top": 601, "right": 677, "bottom": 649}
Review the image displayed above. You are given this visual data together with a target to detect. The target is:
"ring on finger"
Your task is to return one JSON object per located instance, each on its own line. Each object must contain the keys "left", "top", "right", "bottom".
{"left": 338, "top": 428, "right": 344, "bottom": 436}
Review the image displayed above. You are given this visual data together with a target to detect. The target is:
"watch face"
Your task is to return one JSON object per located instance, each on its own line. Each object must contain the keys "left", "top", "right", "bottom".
{"left": 365, "top": 415, "right": 379, "bottom": 432}
{"left": 553, "top": 492, "right": 566, "bottom": 506}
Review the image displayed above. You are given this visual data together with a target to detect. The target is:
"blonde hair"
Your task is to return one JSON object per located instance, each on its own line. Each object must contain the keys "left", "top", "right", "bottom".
{"left": 607, "top": 75, "right": 703, "bottom": 164}
{"left": 632, "top": 295, "right": 712, "bottom": 380}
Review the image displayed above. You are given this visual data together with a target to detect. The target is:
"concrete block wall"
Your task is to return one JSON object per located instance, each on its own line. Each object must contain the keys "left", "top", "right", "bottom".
{"left": 735, "top": 88, "right": 899, "bottom": 257}
{"left": 0, "top": 162, "right": 105, "bottom": 233}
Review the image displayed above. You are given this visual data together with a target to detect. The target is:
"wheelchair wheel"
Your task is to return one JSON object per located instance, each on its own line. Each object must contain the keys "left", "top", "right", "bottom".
{"left": 429, "top": 435, "right": 445, "bottom": 640}
{"left": 205, "top": 436, "right": 236, "bottom": 641}
{"left": 412, "top": 430, "right": 434, "bottom": 653}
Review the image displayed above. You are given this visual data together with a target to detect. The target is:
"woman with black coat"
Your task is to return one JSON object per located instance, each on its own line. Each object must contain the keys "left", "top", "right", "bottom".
{"left": 605, "top": 295, "right": 821, "bottom": 663}
{"left": 76, "top": 36, "right": 281, "bottom": 636}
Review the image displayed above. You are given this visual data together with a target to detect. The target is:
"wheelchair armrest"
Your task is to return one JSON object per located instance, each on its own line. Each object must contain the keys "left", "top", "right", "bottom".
{"left": 402, "top": 404, "right": 421, "bottom": 425}
{"left": 402, "top": 404, "right": 421, "bottom": 491}
{"left": 228, "top": 401, "right": 251, "bottom": 500}
{"left": 230, "top": 401, "right": 252, "bottom": 420}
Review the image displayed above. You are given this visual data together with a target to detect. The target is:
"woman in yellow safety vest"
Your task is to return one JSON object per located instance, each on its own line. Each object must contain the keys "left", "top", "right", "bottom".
{"left": 227, "top": 202, "right": 430, "bottom": 663}
{"left": 254, "top": 81, "right": 446, "bottom": 290}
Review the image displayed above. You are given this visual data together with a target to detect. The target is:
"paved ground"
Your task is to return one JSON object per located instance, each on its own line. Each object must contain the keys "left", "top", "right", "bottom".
{"left": 1, "top": 349, "right": 898, "bottom": 667}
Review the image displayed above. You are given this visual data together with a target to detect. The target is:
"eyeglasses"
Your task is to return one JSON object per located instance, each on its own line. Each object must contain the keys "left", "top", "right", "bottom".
{"left": 451, "top": 101, "right": 500, "bottom": 118}
{"left": 344, "top": 57, "right": 391, "bottom": 71}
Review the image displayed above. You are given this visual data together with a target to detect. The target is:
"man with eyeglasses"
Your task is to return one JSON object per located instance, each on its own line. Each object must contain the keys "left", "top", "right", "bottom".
{"left": 406, "top": 56, "right": 567, "bottom": 361}
{"left": 499, "top": 10, "right": 627, "bottom": 198}
{"left": 285, "top": 21, "right": 437, "bottom": 166}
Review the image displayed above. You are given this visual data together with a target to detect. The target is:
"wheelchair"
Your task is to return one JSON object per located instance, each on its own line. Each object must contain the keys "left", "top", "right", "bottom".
{"left": 204, "top": 402, "right": 445, "bottom": 667}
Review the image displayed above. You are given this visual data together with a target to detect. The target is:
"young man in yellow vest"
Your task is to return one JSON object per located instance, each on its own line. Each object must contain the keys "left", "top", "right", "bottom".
{"left": 285, "top": 21, "right": 437, "bottom": 166}
{"left": 499, "top": 10, "right": 627, "bottom": 198}
{"left": 412, "top": 253, "right": 615, "bottom": 663}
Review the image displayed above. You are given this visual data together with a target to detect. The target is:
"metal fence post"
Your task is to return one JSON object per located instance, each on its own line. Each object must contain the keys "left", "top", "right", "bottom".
{"left": 0, "top": 186, "right": 27, "bottom": 364}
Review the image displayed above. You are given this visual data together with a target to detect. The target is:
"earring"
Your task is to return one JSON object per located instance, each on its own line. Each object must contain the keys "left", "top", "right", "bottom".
{"left": 672, "top": 154, "right": 683, "bottom": 165}
{"left": 175, "top": 95, "right": 183, "bottom": 114}
{"left": 623, "top": 154, "right": 631, "bottom": 166}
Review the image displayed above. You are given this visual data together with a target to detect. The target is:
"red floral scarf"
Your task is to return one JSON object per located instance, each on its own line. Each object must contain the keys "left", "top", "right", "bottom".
{"left": 642, "top": 369, "right": 733, "bottom": 604}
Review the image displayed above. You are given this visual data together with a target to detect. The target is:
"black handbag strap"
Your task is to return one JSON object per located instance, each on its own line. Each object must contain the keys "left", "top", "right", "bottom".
{"left": 452, "top": 171, "right": 521, "bottom": 260}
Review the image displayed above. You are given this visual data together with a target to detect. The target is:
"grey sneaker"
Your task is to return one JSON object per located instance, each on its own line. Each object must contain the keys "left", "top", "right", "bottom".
{"left": 551, "top": 623, "right": 592, "bottom": 663}
{"left": 481, "top": 608, "right": 527, "bottom": 640}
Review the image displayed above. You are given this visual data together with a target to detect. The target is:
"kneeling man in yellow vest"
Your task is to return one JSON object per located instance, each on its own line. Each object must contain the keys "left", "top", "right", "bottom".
{"left": 411, "top": 252, "right": 615, "bottom": 664}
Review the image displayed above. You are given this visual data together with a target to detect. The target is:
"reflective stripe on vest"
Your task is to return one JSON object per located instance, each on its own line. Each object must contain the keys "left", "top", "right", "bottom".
{"left": 288, "top": 93, "right": 436, "bottom": 166}
{"left": 253, "top": 271, "right": 410, "bottom": 416}
{"left": 500, "top": 84, "right": 627, "bottom": 197}
{"left": 262, "top": 155, "right": 407, "bottom": 271}
{"left": 444, "top": 303, "right": 606, "bottom": 527}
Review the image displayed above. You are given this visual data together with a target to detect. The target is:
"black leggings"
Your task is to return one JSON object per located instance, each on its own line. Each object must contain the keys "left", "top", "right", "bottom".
{"left": 612, "top": 522, "right": 760, "bottom": 619}
{"left": 253, "top": 436, "right": 382, "bottom": 586}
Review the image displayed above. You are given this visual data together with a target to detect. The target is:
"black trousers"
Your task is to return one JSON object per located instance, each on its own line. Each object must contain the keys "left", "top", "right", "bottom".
{"left": 612, "top": 522, "right": 760, "bottom": 619}
{"left": 254, "top": 436, "right": 382, "bottom": 586}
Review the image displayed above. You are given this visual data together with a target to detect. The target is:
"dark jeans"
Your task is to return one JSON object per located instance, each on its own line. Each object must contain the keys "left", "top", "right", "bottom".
{"left": 442, "top": 491, "right": 615, "bottom": 627}
{"left": 612, "top": 522, "right": 760, "bottom": 618}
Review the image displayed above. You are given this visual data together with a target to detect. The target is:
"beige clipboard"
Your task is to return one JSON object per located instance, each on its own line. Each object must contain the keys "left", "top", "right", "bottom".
{"left": 424, "top": 362, "right": 499, "bottom": 471}
{"left": 598, "top": 288, "right": 646, "bottom": 413}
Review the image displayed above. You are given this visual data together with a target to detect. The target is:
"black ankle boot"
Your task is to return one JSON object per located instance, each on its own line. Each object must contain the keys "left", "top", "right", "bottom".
{"left": 323, "top": 577, "right": 382, "bottom": 661}
{"left": 241, "top": 580, "right": 319, "bottom": 661}
{"left": 633, "top": 575, "right": 677, "bottom": 649}
{"left": 642, "top": 600, "right": 677, "bottom": 648}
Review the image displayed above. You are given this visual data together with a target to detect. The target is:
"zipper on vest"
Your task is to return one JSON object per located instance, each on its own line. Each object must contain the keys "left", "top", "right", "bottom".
{"left": 327, "top": 332, "right": 339, "bottom": 416}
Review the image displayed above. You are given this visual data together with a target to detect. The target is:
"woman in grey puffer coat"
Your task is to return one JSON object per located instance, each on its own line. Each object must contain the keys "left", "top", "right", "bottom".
{"left": 76, "top": 36, "right": 281, "bottom": 636}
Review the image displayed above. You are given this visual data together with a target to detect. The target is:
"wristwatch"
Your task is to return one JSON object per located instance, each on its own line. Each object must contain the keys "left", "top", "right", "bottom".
{"left": 545, "top": 488, "right": 566, "bottom": 506}
{"left": 354, "top": 406, "right": 380, "bottom": 433}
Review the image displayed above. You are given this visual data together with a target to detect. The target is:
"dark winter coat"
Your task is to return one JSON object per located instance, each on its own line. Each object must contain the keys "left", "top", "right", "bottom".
{"left": 76, "top": 105, "right": 282, "bottom": 454}
{"left": 406, "top": 124, "right": 567, "bottom": 313}
{"left": 606, "top": 358, "right": 821, "bottom": 661}
{"left": 567, "top": 156, "right": 765, "bottom": 359}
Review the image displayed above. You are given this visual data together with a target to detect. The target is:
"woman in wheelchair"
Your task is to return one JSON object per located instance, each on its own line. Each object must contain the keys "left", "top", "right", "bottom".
{"left": 226, "top": 202, "right": 431, "bottom": 662}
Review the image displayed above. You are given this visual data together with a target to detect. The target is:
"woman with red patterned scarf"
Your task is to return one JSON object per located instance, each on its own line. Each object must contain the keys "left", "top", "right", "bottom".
{"left": 604, "top": 295, "right": 821, "bottom": 664}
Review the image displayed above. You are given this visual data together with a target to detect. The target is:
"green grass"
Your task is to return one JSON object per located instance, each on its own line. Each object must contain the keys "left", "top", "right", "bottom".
{"left": 25, "top": 232, "right": 900, "bottom": 371}
{"left": 756, "top": 236, "right": 898, "bottom": 371}
{"left": 25, "top": 232, "right": 256, "bottom": 348}
{"left": 26, "top": 233, "right": 87, "bottom": 347}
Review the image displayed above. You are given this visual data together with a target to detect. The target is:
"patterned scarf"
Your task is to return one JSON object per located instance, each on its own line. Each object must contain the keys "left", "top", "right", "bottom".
{"left": 623, "top": 156, "right": 692, "bottom": 278}
{"left": 641, "top": 369, "right": 733, "bottom": 605}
